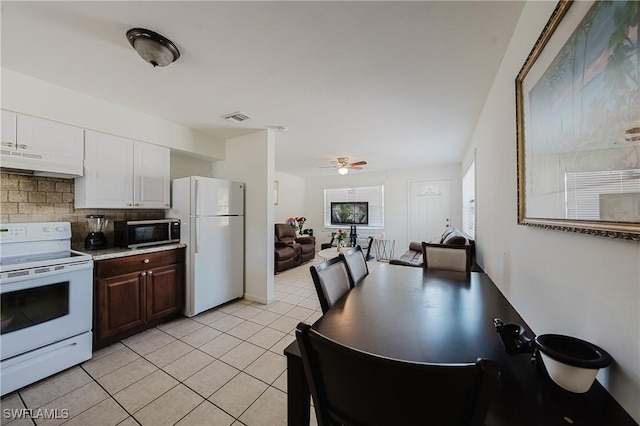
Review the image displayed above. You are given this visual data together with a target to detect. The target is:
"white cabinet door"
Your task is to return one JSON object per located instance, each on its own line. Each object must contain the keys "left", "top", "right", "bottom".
{"left": 133, "top": 141, "right": 170, "bottom": 208}
{"left": 16, "top": 114, "right": 83, "bottom": 160}
{"left": 1, "top": 110, "right": 17, "bottom": 149}
{"left": 75, "top": 130, "right": 134, "bottom": 208}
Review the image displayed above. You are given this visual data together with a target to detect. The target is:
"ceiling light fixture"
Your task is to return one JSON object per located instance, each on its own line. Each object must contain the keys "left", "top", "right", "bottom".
{"left": 338, "top": 167, "right": 349, "bottom": 175}
{"left": 126, "top": 28, "right": 180, "bottom": 67}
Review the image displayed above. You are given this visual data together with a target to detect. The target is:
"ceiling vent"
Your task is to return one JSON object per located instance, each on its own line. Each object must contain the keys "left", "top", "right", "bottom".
{"left": 223, "top": 112, "right": 252, "bottom": 123}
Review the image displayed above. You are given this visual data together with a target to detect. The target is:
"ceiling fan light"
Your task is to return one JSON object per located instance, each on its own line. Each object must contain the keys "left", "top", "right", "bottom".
{"left": 338, "top": 167, "right": 349, "bottom": 175}
{"left": 126, "top": 28, "right": 180, "bottom": 67}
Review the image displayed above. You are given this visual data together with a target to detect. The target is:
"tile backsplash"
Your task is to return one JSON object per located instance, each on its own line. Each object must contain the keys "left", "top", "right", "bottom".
{"left": 0, "top": 173, "right": 166, "bottom": 245}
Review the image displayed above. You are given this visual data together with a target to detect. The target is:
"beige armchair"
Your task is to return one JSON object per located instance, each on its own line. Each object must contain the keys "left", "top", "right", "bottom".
{"left": 421, "top": 242, "right": 472, "bottom": 274}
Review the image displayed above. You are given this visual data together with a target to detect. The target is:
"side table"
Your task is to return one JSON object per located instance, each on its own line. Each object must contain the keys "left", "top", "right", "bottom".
{"left": 373, "top": 237, "right": 395, "bottom": 262}
{"left": 317, "top": 247, "right": 341, "bottom": 260}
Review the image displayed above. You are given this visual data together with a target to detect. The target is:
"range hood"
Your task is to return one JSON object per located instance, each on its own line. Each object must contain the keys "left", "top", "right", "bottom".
{"left": 0, "top": 151, "right": 83, "bottom": 179}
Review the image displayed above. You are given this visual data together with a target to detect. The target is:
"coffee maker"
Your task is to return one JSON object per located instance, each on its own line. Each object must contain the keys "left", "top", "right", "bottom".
{"left": 85, "top": 215, "right": 108, "bottom": 249}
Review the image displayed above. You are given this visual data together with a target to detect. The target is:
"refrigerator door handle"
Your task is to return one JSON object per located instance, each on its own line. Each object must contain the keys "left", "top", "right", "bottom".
{"left": 195, "top": 217, "right": 200, "bottom": 254}
{"left": 195, "top": 178, "right": 201, "bottom": 217}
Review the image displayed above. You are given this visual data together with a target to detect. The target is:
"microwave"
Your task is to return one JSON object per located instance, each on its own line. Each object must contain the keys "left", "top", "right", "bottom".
{"left": 114, "top": 219, "right": 180, "bottom": 249}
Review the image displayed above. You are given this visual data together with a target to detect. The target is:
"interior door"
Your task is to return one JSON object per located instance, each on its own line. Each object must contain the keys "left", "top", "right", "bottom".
{"left": 409, "top": 180, "right": 451, "bottom": 243}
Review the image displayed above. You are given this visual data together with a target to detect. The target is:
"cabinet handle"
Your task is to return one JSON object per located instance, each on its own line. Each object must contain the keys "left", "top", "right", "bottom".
{"left": 143, "top": 259, "right": 150, "bottom": 264}
{"left": 18, "top": 144, "right": 28, "bottom": 149}
{"left": 147, "top": 270, "right": 153, "bottom": 275}
{"left": 127, "top": 203, "right": 133, "bottom": 207}
{"left": 141, "top": 272, "right": 147, "bottom": 277}
{"left": 2, "top": 142, "right": 16, "bottom": 148}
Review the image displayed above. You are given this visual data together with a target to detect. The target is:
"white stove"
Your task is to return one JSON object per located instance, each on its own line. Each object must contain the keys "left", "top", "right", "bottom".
{"left": 0, "top": 222, "right": 93, "bottom": 396}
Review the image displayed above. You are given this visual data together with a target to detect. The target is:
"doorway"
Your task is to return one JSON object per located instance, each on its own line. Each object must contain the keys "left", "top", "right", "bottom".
{"left": 409, "top": 180, "right": 451, "bottom": 243}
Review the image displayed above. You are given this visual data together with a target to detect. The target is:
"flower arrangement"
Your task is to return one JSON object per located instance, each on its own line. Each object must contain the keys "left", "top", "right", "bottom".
{"left": 336, "top": 229, "right": 346, "bottom": 251}
{"left": 286, "top": 216, "right": 307, "bottom": 235}
{"left": 296, "top": 217, "right": 307, "bottom": 235}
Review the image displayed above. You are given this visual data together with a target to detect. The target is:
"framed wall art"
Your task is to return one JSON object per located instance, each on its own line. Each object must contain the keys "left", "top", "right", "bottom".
{"left": 516, "top": 0, "right": 640, "bottom": 240}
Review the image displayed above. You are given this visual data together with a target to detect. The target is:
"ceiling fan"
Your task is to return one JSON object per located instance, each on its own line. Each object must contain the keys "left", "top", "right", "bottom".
{"left": 320, "top": 157, "right": 367, "bottom": 175}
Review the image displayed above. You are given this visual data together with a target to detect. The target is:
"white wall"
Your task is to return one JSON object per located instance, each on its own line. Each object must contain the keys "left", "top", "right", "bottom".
{"left": 1, "top": 68, "right": 225, "bottom": 159}
{"left": 170, "top": 152, "right": 213, "bottom": 180}
{"left": 463, "top": 2, "right": 640, "bottom": 421}
{"left": 274, "top": 171, "right": 306, "bottom": 225}
{"left": 305, "top": 164, "right": 462, "bottom": 252}
{"left": 212, "top": 130, "right": 276, "bottom": 305}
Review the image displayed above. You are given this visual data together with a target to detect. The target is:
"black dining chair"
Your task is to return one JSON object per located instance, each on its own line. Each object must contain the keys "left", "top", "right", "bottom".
{"left": 364, "top": 236, "right": 374, "bottom": 261}
{"left": 295, "top": 322, "right": 500, "bottom": 426}
{"left": 339, "top": 245, "right": 369, "bottom": 288}
{"left": 309, "top": 257, "right": 352, "bottom": 314}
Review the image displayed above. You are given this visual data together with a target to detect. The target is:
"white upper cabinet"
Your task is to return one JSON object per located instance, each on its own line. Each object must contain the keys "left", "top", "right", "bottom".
{"left": 16, "top": 114, "right": 83, "bottom": 159}
{"left": 75, "top": 130, "right": 170, "bottom": 209}
{"left": 76, "top": 130, "right": 134, "bottom": 208}
{"left": 1, "top": 110, "right": 17, "bottom": 147}
{"left": 134, "top": 141, "right": 170, "bottom": 208}
{"left": 2, "top": 111, "right": 84, "bottom": 177}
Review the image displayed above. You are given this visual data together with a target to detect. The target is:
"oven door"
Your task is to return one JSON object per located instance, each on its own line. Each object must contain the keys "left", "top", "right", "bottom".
{"left": 0, "top": 263, "right": 92, "bottom": 360}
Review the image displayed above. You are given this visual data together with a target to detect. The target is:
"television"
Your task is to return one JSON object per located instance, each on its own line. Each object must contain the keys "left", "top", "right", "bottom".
{"left": 330, "top": 202, "right": 369, "bottom": 225}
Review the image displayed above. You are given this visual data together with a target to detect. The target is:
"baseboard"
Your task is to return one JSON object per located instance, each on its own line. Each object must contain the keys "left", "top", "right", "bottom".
{"left": 243, "top": 292, "right": 274, "bottom": 305}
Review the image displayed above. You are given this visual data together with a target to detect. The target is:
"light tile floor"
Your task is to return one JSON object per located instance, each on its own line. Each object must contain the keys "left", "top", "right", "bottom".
{"left": 1, "top": 257, "right": 379, "bottom": 426}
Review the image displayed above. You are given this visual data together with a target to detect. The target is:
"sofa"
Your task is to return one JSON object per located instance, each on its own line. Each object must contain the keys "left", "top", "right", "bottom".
{"left": 390, "top": 227, "right": 476, "bottom": 270}
{"left": 389, "top": 242, "right": 424, "bottom": 267}
{"left": 274, "top": 223, "right": 316, "bottom": 273}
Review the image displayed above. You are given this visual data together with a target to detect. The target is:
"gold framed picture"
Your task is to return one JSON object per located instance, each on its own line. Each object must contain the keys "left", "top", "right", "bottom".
{"left": 516, "top": 0, "right": 639, "bottom": 240}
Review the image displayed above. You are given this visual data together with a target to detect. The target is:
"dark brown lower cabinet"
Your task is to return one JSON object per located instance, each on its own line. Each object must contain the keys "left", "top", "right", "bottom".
{"left": 93, "top": 247, "right": 185, "bottom": 350}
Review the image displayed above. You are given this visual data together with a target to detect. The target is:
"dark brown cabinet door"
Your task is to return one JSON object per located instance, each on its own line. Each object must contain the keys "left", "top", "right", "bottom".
{"left": 93, "top": 247, "right": 185, "bottom": 350}
{"left": 146, "top": 264, "right": 183, "bottom": 322}
{"left": 97, "top": 272, "right": 145, "bottom": 340}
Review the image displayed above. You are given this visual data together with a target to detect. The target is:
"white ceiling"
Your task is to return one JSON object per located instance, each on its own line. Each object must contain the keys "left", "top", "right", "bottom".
{"left": 1, "top": 1, "right": 524, "bottom": 178}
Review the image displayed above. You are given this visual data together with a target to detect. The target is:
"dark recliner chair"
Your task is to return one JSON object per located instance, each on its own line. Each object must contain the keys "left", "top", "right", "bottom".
{"left": 275, "top": 242, "right": 300, "bottom": 273}
{"left": 275, "top": 224, "right": 316, "bottom": 273}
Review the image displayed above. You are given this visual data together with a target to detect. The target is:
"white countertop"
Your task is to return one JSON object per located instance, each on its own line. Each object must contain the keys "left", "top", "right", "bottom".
{"left": 72, "top": 243, "right": 187, "bottom": 261}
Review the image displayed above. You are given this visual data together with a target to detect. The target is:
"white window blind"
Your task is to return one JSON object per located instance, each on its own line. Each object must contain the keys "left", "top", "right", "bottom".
{"left": 462, "top": 161, "right": 476, "bottom": 238}
{"left": 324, "top": 186, "right": 384, "bottom": 228}
{"left": 565, "top": 169, "right": 640, "bottom": 220}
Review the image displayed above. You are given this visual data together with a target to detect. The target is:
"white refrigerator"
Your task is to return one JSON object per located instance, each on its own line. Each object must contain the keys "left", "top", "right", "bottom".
{"left": 170, "top": 176, "right": 245, "bottom": 317}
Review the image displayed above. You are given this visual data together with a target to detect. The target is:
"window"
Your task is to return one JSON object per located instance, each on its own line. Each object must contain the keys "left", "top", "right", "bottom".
{"left": 462, "top": 160, "right": 475, "bottom": 238}
{"left": 565, "top": 169, "right": 640, "bottom": 220}
{"left": 324, "top": 186, "right": 384, "bottom": 228}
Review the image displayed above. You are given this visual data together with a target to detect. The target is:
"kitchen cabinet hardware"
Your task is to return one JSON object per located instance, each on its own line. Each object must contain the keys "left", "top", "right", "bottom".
{"left": 18, "top": 144, "right": 28, "bottom": 149}
{"left": 2, "top": 142, "right": 16, "bottom": 148}
{"left": 143, "top": 259, "right": 150, "bottom": 264}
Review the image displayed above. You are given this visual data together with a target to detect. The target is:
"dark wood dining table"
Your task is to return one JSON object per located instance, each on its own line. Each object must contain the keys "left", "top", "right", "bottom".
{"left": 284, "top": 263, "right": 636, "bottom": 426}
